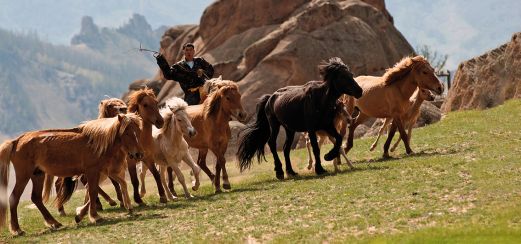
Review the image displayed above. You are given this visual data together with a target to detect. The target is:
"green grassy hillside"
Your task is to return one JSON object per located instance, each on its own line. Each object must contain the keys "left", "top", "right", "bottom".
{"left": 1, "top": 100, "right": 521, "bottom": 243}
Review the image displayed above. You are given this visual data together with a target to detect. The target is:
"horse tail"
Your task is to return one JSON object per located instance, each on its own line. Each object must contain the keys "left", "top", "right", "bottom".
{"left": 42, "top": 174, "right": 54, "bottom": 203}
{"left": 0, "top": 139, "right": 16, "bottom": 230}
{"left": 54, "top": 176, "right": 78, "bottom": 209}
{"left": 237, "top": 94, "right": 271, "bottom": 172}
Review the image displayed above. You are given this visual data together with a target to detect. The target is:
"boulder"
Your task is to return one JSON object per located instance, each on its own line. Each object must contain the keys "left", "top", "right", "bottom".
{"left": 442, "top": 32, "right": 521, "bottom": 112}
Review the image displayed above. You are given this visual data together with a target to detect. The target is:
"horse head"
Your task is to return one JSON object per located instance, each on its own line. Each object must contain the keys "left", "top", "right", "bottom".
{"left": 319, "top": 57, "right": 363, "bottom": 99}
{"left": 410, "top": 56, "right": 444, "bottom": 95}
{"left": 419, "top": 88, "right": 436, "bottom": 102}
{"left": 207, "top": 82, "right": 248, "bottom": 123}
{"left": 165, "top": 97, "right": 196, "bottom": 138}
{"left": 128, "top": 88, "right": 164, "bottom": 128}
{"left": 117, "top": 114, "right": 144, "bottom": 160}
{"left": 98, "top": 98, "right": 127, "bottom": 119}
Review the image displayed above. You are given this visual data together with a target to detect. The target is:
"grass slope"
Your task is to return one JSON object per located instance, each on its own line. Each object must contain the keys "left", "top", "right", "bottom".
{"left": 1, "top": 100, "right": 521, "bottom": 243}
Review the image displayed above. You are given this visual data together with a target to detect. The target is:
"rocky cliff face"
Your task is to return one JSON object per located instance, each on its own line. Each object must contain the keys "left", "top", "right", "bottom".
{"left": 146, "top": 0, "right": 414, "bottom": 112}
{"left": 442, "top": 32, "right": 521, "bottom": 112}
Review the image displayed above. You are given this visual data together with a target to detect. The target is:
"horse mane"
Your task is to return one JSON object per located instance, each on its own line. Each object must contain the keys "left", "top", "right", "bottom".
{"left": 98, "top": 98, "right": 127, "bottom": 119}
{"left": 203, "top": 82, "right": 238, "bottom": 118}
{"left": 158, "top": 97, "right": 188, "bottom": 134}
{"left": 382, "top": 56, "right": 429, "bottom": 85}
{"left": 127, "top": 87, "right": 156, "bottom": 114}
{"left": 79, "top": 113, "right": 141, "bottom": 157}
{"left": 318, "top": 57, "right": 351, "bottom": 82}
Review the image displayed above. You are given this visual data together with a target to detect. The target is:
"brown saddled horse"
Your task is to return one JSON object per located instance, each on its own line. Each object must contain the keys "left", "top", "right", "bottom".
{"left": 0, "top": 114, "right": 143, "bottom": 236}
{"left": 238, "top": 57, "right": 363, "bottom": 179}
{"left": 344, "top": 56, "right": 444, "bottom": 158}
{"left": 184, "top": 80, "right": 247, "bottom": 193}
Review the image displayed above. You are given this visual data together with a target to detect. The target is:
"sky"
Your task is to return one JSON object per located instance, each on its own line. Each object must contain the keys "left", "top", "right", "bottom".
{"left": 1, "top": 0, "right": 519, "bottom": 70}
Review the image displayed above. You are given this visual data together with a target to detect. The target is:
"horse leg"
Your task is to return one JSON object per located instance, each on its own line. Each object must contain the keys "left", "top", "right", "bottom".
{"left": 305, "top": 134, "right": 314, "bottom": 170}
{"left": 159, "top": 165, "right": 176, "bottom": 201}
{"left": 214, "top": 155, "right": 224, "bottom": 193}
{"left": 370, "top": 118, "right": 391, "bottom": 151}
{"left": 170, "top": 163, "right": 193, "bottom": 198}
{"left": 383, "top": 123, "right": 398, "bottom": 158}
{"left": 138, "top": 162, "right": 147, "bottom": 198}
{"left": 127, "top": 159, "right": 145, "bottom": 206}
{"left": 55, "top": 178, "right": 67, "bottom": 216}
{"left": 282, "top": 128, "right": 298, "bottom": 177}
{"left": 394, "top": 118, "right": 413, "bottom": 154}
{"left": 345, "top": 112, "right": 369, "bottom": 154}
{"left": 146, "top": 161, "right": 168, "bottom": 203}
{"left": 167, "top": 166, "right": 177, "bottom": 197}
{"left": 97, "top": 184, "right": 117, "bottom": 207}
{"left": 324, "top": 125, "right": 343, "bottom": 161}
{"left": 9, "top": 168, "right": 32, "bottom": 235}
{"left": 30, "top": 170, "right": 62, "bottom": 230}
{"left": 80, "top": 175, "right": 103, "bottom": 211}
{"left": 182, "top": 154, "right": 201, "bottom": 191}
{"left": 308, "top": 132, "right": 327, "bottom": 175}
{"left": 267, "top": 117, "right": 284, "bottom": 180}
{"left": 197, "top": 149, "right": 215, "bottom": 182}
{"left": 111, "top": 170, "right": 133, "bottom": 214}
{"left": 108, "top": 176, "right": 124, "bottom": 208}
{"left": 86, "top": 171, "right": 102, "bottom": 223}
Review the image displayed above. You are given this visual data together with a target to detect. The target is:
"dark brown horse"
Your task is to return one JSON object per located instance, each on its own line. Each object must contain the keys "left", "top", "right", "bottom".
{"left": 0, "top": 114, "right": 143, "bottom": 235}
{"left": 237, "top": 57, "right": 363, "bottom": 179}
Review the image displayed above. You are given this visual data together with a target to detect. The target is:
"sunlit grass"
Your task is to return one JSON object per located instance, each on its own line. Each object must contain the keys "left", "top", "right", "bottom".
{"left": 2, "top": 100, "right": 521, "bottom": 243}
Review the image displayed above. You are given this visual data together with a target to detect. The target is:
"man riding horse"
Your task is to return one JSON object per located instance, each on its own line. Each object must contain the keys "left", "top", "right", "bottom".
{"left": 155, "top": 42, "right": 214, "bottom": 105}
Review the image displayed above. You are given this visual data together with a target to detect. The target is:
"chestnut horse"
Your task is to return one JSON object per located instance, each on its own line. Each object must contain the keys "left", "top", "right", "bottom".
{"left": 238, "top": 57, "right": 363, "bottom": 179}
{"left": 184, "top": 80, "right": 247, "bottom": 193}
{"left": 369, "top": 88, "right": 435, "bottom": 152}
{"left": 46, "top": 97, "right": 129, "bottom": 215}
{"left": 0, "top": 114, "right": 143, "bottom": 235}
{"left": 344, "top": 56, "right": 444, "bottom": 158}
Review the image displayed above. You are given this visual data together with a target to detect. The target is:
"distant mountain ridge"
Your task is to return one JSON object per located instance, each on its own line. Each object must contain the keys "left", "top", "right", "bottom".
{"left": 0, "top": 14, "right": 159, "bottom": 137}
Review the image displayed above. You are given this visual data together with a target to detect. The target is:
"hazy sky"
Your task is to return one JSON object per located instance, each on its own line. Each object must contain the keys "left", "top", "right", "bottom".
{"left": 1, "top": 0, "right": 519, "bottom": 70}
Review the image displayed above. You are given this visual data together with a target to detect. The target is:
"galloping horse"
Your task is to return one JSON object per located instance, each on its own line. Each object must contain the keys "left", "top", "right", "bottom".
{"left": 344, "top": 56, "right": 444, "bottom": 158}
{"left": 238, "top": 57, "right": 363, "bottom": 179}
{"left": 184, "top": 80, "right": 247, "bottom": 193}
{"left": 139, "top": 97, "right": 200, "bottom": 200}
{"left": 369, "top": 88, "right": 435, "bottom": 152}
{"left": 46, "top": 97, "right": 129, "bottom": 216}
{"left": 0, "top": 114, "right": 143, "bottom": 235}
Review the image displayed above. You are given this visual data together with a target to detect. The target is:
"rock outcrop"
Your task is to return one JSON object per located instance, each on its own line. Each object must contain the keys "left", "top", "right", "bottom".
{"left": 442, "top": 32, "right": 521, "bottom": 112}
{"left": 149, "top": 0, "right": 414, "bottom": 112}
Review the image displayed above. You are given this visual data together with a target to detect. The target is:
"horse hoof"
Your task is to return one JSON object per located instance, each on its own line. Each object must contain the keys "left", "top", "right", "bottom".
{"left": 324, "top": 152, "right": 338, "bottom": 161}
{"left": 137, "top": 201, "right": 147, "bottom": 207}
{"left": 406, "top": 150, "right": 414, "bottom": 155}
{"left": 215, "top": 189, "right": 223, "bottom": 194}
{"left": 382, "top": 153, "right": 391, "bottom": 159}
{"left": 59, "top": 211, "right": 67, "bottom": 217}
{"left": 48, "top": 222, "right": 63, "bottom": 230}
{"left": 275, "top": 172, "right": 285, "bottom": 180}
{"left": 159, "top": 197, "right": 168, "bottom": 204}
{"left": 75, "top": 215, "right": 82, "bottom": 224}
{"left": 185, "top": 194, "right": 194, "bottom": 199}
{"left": 92, "top": 217, "right": 104, "bottom": 224}
{"left": 223, "top": 183, "right": 231, "bottom": 190}
{"left": 11, "top": 229, "right": 25, "bottom": 236}
{"left": 109, "top": 201, "right": 118, "bottom": 207}
{"left": 287, "top": 170, "right": 298, "bottom": 177}
{"left": 192, "top": 185, "right": 199, "bottom": 191}
{"left": 315, "top": 167, "right": 327, "bottom": 175}
{"left": 307, "top": 164, "right": 312, "bottom": 170}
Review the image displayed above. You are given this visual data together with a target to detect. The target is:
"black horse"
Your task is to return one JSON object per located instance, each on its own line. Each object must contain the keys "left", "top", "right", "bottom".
{"left": 237, "top": 57, "right": 363, "bottom": 179}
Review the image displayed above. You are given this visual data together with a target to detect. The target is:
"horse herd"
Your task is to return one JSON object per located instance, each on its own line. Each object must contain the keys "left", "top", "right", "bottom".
{"left": 0, "top": 56, "right": 443, "bottom": 236}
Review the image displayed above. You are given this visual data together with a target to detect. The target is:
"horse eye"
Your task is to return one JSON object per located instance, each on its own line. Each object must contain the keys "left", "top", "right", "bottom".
{"left": 144, "top": 104, "right": 148, "bottom": 108}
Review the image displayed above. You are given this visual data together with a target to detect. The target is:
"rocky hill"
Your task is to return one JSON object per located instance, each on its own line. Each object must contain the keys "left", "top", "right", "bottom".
{"left": 442, "top": 32, "right": 521, "bottom": 112}
{"left": 0, "top": 14, "right": 159, "bottom": 137}
{"left": 135, "top": 0, "right": 415, "bottom": 112}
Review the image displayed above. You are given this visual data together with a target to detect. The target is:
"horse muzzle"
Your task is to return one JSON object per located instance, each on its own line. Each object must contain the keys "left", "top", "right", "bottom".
{"left": 129, "top": 152, "right": 144, "bottom": 160}
{"left": 188, "top": 127, "right": 197, "bottom": 138}
{"left": 155, "top": 118, "right": 165, "bottom": 129}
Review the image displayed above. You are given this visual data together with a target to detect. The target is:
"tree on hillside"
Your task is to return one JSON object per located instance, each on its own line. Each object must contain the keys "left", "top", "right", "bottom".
{"left": 416, "top": 45, "right": 448, "bottom": 71}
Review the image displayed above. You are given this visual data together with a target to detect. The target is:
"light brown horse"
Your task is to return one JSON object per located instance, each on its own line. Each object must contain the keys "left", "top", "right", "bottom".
{"left": 369, "top": 88, "right": 435, "bottom": 152}
{"left": 45, "top": 97, "right": 129, "bottom": 215}
{"left": 184, "top": 80, "right": 247, "bottom": 193}
{"left": 345, "top": 56, "right": 444, "bottom": 158}
{"left": 0, "top": 114, "right": 143, "bottom": 236}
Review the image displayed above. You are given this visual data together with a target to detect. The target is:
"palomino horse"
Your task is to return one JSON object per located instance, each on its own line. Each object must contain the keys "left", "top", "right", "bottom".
{"left": 46, "top": 97, "right": 129, "bottom": 215}
{"left": 139, "top": 97, "right": 200, "bottom": 200}
{"left": 184, "top": 80, "right": 247, "bottom": 193}
{"left": 304, "top": 100, "right": 354, "bottom": 173}
{"left": 0, "top": 114, "right": 143, "bottom": 235}
{"left": 344, "top": 56, "right": 444, "bottom": 158}
{"left": 369, "top": 88, "right": 435, "bottom": 152}
{"left": 238, "top": 57, "right": 363, "bottom": 179}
